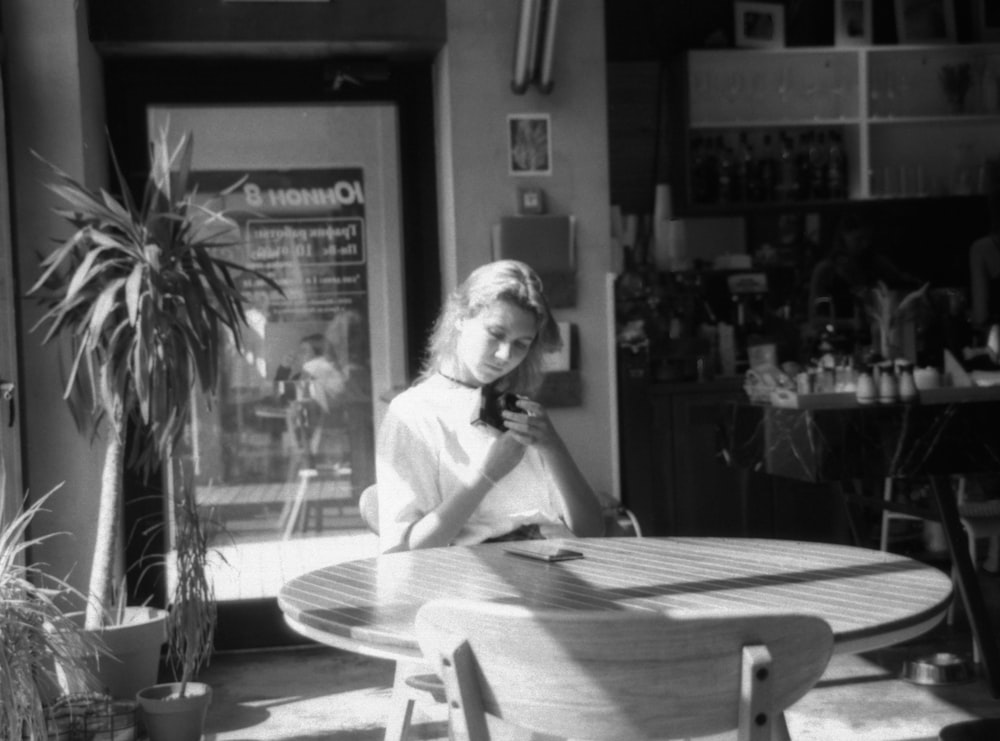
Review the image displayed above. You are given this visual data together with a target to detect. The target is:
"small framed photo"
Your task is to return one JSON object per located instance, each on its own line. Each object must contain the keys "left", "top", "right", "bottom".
{"left": 517, "top": 186, "right": 547, "bottom": 214}
{"left": 973, "top": 0, "right": 1000, "bottom": 42}
{"left": 508, "top": 113, "right": 552, "bottom": 176}
{"left": 734, "top": 2, "right": 785, "bottom": 49}
{"left": 835, "top": 0, "right": 872, "bottom": 46}
{"left": 894, "top": 0, "right": 956, "bottom": 44}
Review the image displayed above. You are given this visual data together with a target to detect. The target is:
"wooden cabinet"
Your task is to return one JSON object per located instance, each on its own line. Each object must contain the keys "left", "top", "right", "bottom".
{"left": 618, "top": 368, "right": 749, "bottom": 536}
{"left": 681, "top": 43, "right": 1000, "bottom": 211}
{"left": 618, "top": 364, "right": 852, "bottom": 541}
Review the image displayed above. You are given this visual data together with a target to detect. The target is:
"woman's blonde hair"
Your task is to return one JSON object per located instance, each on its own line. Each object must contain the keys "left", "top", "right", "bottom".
{"left": 420, "top": 260, "right": 561, "bottom": 394}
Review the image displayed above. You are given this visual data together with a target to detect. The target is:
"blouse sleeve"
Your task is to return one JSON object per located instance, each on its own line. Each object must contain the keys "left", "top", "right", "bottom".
{"left": 375, "top": 395, "right": 440, "bottom": 552}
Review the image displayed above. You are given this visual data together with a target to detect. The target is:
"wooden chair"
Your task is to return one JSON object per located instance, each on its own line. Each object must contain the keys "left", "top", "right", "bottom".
{"left": 361, "top": 487, "right": 645, "bottom": 741}
{"left": 359, "top": 483, "right": 380, "bottom": 535}
{"left": 416, "top": 598, "right": 833, "bottom": 741}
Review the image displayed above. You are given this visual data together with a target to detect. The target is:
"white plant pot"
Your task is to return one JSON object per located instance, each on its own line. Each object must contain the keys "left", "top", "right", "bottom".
{"left": 59, "top": 606, "right": 169, "bottom": 701}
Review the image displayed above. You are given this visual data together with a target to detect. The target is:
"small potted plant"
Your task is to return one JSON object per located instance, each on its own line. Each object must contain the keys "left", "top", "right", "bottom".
{"left": 0, "top": 487, "right": 107, "bottom": 740}
{"left": 28, "top": 125, "right": 278, "bottom": 704}
{"left": 135, "top": 461, "right": 216, "bottom": 741}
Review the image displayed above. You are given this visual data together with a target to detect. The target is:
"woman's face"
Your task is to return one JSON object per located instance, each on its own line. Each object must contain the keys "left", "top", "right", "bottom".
{"left": 454, "top": 299, "right": 538, "bottom": 386}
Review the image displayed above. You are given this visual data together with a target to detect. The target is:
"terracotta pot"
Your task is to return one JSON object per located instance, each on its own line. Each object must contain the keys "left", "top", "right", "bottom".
{"left": 136, "top": 682, "right": 212, "bottom": 741}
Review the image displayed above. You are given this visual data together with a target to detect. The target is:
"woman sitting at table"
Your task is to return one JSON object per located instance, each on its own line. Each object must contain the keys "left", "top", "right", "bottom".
{"left": 375, "top": 259, "right": 605, "bottom": 552}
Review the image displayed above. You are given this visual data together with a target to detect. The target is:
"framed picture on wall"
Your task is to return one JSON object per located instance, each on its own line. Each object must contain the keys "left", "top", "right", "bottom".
{"left": 974, "top": 0, "right": 1000, "bottom": 41}
{"left": 894, "top": 0, "right": 956, "bottom": 44}
{"left": 734, "top": 2, "right": 785, "bottom": 49}
{"left": 835, "top": 0, "right": 872, "bottom": 46}
{"left": 508, "top": 113, "right": 552, "bottom": 176}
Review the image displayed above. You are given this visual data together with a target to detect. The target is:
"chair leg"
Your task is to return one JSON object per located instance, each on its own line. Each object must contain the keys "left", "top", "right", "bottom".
{"left": 879, "top": 478, "right": 893, "bottom": 552}
{"left": 771, "top": 712, "right": 792, "bottom": 741}
{"left": 383, "top": 661, "right": 418, "bottom": 741}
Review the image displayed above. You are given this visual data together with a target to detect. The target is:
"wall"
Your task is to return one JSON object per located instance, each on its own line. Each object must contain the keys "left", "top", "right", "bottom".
{"left": 3, "top": 0, "right": 110, "bottom": 595}
{"left": 437, "top": 0, "right": 616, "bottom": 498}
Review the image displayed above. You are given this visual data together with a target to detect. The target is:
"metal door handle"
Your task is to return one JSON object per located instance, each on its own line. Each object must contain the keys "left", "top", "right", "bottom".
{"left": 1, "top": 380, "right": 14, "bottom": 427}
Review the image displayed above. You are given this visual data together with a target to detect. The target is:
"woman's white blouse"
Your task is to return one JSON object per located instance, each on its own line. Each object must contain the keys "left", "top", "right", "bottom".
{"left": 375, "top": 374, "right": 565, "bottom": 551}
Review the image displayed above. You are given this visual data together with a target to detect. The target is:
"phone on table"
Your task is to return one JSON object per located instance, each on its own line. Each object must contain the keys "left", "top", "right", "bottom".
{"left": 503, "top": 542, "right": 584, "bottom": 562}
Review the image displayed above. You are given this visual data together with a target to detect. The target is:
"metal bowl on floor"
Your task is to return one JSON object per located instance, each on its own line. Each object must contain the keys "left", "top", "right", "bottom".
{"left": 902, "top": 652, "right": 975, "bottom": 685}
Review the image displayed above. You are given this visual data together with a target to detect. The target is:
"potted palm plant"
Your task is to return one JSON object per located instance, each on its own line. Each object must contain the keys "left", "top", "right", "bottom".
{"left": 28, "top": 125, "right": 277, "bottom": 705}
{"left": 0, "top": 486, "right": 109, "bottom": 740}
{"left": 134, "top": 459, "right": 217, "bottom": 741}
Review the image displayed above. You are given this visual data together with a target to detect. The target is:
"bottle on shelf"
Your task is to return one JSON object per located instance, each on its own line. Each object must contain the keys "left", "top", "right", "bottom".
{"left": 758, "top": 133, "right": 778, "bottom": 202}
{"left": 777, "top": 132, "right": 797, "bottom": 201}
{"left": 717, "top": 136, "right": 735, "bottom": 204}
{"left": 796, "top": 132, "right": 812, "bottom": 200}
{"left": 827, "top": 130, "right": 848, "bottom": 200}
{"left": 809, "top": 131, "right": 829, "bottom": 200}
{"left": 737, "top": 132, "right": 757, "bottom": 202}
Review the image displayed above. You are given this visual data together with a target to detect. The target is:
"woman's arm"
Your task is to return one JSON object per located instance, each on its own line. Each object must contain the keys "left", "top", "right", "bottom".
{"left": 403, "top": 435, "right": 527, "bottom": 549}
{"left": 503, "top": 400, "right": 605, "bottom": 537}
{"left": 377, "top": 398, "right": 528, "bottom": 551}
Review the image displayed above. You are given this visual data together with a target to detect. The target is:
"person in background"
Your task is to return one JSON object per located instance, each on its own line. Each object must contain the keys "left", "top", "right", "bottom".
{"left": 324, "top": 310, "right": 376, "bottom": 496}
{"left": 969, "top": 160, "right": 1000, "bottom": 332}
{"left": 375, "top": 259, "right": 604, "bottom": 552}
{"left": 274, "top": 333, "right": 346, "bottom": 466}
{"left": 808, "top": 212, "right": 922, "bottom": 334}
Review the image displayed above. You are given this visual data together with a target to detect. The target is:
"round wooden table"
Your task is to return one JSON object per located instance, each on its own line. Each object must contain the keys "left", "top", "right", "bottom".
{"left": 278, "top": 536, "right": 954, "bottom": 661}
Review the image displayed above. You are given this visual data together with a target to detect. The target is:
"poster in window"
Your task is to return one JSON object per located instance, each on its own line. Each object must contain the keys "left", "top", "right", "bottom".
{"left": 186, "top": 168, "right": 374, "bottom": 495}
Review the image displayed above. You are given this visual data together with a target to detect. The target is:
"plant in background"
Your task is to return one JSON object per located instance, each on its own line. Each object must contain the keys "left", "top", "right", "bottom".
{"left": 866, "top": 280, "right": 929, "bottom": 360}
{"left": 27, "top": 126, "right": 279, "bottom": 640}
{"left": 164, "top": 462, "right": 217, "bottom": 697}
{"left": 0, "top": 487, "right": 104, "bottom": 740}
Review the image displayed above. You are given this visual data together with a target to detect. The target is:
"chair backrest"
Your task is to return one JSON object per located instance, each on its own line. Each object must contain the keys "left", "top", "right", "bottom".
{"left": 416, "top": 598, "right": 833, "bottom": 741}
{"left": 359, "top": 484, "right": 379, "bottom": 535}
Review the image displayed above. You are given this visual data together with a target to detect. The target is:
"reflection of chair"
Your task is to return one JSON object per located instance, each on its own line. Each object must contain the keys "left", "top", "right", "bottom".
{"left": 416, "top": 598, "right": 833, "bottom": 741}
{"left": 279, "top": 402, "right": 353, "bottom": 539}
{"left": 359, "top": 484, "right": 379, "bottom": 535}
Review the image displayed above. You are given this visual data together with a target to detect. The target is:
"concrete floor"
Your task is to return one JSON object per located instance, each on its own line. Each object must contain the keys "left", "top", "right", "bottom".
{"left": 194, "top": 613, "right": 1000, "bottom": 740}
{"left": 190, "top": 539, "right": 1000, "bottom": 741}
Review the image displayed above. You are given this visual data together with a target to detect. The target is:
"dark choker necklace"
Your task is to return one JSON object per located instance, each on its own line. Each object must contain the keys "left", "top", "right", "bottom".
{"left": 439, "top": 371, "right": 478, "bottom": 389}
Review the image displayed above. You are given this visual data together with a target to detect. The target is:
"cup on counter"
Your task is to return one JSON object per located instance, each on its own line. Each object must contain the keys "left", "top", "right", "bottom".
{"left": 913, "top": 366, "right": 942, "bottom": 390}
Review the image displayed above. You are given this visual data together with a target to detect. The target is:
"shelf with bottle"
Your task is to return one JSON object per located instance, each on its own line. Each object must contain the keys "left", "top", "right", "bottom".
{"left": 688, "top": 126, "right": 855, "bottom": 207}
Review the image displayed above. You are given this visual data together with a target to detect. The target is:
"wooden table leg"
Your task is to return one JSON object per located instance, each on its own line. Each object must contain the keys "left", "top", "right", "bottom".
{"left": 832, "top": 481, "right": 866, "bottom": 547}
{"left": 928, "top": 475, "right": 1000, "bottom": 698}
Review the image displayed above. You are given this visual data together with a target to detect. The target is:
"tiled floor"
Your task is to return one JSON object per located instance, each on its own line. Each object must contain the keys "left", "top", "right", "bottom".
{"left": 194, "top": 565, "right": 1000, "bottom": 741}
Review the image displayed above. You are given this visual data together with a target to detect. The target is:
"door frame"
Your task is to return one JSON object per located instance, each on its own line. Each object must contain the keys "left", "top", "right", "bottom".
{"left": 0, "top": 69, "right": 25, "bottom": 528}
{"left": 103, "top": 55, "right": 440, "bottom": 649}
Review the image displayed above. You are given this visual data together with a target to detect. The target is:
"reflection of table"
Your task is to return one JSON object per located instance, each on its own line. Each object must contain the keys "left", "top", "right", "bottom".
{"left": 277, "top": 537, "right": 951, "bottom": 661}
{"left": 720, "top": 399, "right": 1000, "bottom": 697}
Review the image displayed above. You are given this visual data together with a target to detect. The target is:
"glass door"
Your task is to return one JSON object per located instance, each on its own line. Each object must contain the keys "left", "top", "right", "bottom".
{"left": 147, "top": 105, "right": 406, "bottom": 611}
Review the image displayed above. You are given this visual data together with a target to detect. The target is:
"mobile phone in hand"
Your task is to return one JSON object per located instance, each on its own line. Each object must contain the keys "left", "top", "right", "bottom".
{"left": 478, "top": 386, "right": 521, "bottom": 430}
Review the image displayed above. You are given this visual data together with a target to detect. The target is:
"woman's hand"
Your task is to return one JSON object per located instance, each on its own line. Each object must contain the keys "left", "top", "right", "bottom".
{"left": 500, "top": 397, "right": 556, "bottom": 447}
